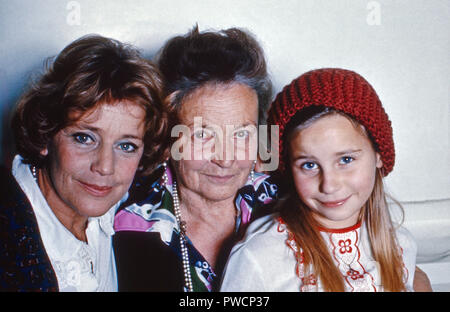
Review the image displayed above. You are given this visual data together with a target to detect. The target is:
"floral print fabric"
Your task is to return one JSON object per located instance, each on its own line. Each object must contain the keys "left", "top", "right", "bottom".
{"left": 114, "top": 165, "right": 278, "bottom": 292}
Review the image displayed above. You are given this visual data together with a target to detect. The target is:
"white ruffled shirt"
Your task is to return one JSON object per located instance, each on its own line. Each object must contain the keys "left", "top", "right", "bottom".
{"left": 220, "top": 213, "right": 417, "bottom": 292}
{"left": 12, "top": 155, "right": 123, "bottom": 292}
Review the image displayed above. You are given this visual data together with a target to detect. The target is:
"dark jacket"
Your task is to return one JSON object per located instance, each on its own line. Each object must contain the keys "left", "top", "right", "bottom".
{"left": 0, "top": 166, "right": 58, "bottom": 291}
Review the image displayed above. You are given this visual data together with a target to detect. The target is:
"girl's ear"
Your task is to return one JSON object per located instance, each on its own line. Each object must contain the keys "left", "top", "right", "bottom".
{"left": 40, "top": 148, "right": 48, "bottom": 156}
{"left": 375, "top": 152, "right": 383, "bottom": 169}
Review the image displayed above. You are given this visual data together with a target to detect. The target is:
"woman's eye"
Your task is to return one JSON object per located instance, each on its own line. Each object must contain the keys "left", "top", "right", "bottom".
{"left": 193, "top": 129, "right": 214, "bottom": 140}
{"left": 234, "top": 130, "right": 249, "bottom": 139}
{"left": 119, "top": 142, "right": 138, "bottom": 153}
{"left": 340, "top": 156, "right": 354, "bottom": 165}
{"left": 301, "top": 162, "right": 318, "bottom": 170}
{"left": 72, "top": 133, "right": 94, "bottom": 145}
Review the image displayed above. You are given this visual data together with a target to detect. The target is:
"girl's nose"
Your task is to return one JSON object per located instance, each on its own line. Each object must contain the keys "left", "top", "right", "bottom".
{"left": 91, "top": 146, "right": 115, "bottom": 176}
{"left": 320, "top": 168, "right": 342, "bottom": 194}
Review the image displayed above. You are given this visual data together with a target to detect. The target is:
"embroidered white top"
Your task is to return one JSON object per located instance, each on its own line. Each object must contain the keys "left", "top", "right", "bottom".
{"left": 220, "top": 213, "right": 417, "bottom": 292}
{"left": 12, "top": 155, "right": 123, "bottom": 292}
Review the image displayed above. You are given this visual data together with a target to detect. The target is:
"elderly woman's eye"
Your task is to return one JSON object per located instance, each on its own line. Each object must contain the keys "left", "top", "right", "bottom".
{"left": 194, "top": 131, "right": 204, "bottom": 139}
{"left": 72, "top": 133, "right": 94, "bottom": 144}
{"left": 193, "top": 129, "right": 214, "bottom": 140}
{"left": 234, "top": 130, "right": 249, "bottom": 139}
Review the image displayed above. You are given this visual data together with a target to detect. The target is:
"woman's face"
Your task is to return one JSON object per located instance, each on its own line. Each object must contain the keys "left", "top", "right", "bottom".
{"left": 40, "top": 101, "right": 146, "bottom": 218}
{"left": 172, "top": 83, "right": 258, "bottom": 202}
{"left": 289, "top": 114, "right": 383, "bottom": 229}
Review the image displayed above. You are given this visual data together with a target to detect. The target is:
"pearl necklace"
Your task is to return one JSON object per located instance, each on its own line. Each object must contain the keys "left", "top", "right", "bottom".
{"left": 30, "top": 165, "right": 38, "bottom": 181}
{"left": 172, "top": 180, "right": 194, "bottom": 292}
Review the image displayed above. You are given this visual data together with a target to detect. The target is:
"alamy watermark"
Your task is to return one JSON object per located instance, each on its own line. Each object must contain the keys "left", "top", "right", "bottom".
{"left": 170, "top": 117, "right": 280, "bottom": 172}
{"left": 66, "top": 1, "right": 81, "bottom": 26}
{"left": 366, "top": 1, "right": 381, "bottom": 26}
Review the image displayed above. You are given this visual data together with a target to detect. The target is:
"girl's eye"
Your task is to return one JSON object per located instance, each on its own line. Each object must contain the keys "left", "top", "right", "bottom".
{"left": 118, "top": 142, "right": 138, "bottom": 153}
{"left": 301, "top": 162, "right": 318, "bottom": 170}
{"left": 340, "top": 156, "right": 354, "bottom": 165}
{"left": 72, "top": 133, "right": 94, "bottom": 145}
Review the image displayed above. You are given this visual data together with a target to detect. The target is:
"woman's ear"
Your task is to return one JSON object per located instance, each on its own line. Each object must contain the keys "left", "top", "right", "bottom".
{"left": 40, "top": 148, "right": 48, "bottom": 156}
{"left": 375, "top": 153, "right": 383, "bottom": 169}
{"left": 254, "top": 155, "right": 266, "bottom": 173}
{"left": 162, "top": 147, "right": 171, "bottom": 162}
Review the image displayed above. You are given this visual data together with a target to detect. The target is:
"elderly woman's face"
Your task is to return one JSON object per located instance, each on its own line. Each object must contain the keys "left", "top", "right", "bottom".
{"left": 173, "top": 83, "right": 258, "bottom": 202}
{"left": 40, "top": 101, "right": 146, "bottom": 218}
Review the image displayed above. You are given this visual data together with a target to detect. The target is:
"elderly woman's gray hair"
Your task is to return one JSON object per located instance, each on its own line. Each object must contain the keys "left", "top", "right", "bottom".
{"left": 157, "top": 25, "right": 272, "bottom": 126}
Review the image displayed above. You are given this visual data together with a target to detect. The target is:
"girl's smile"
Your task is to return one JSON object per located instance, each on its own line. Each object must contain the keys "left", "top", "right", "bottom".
{"left": 317, "top": 195, "right": 352, "bottom": 208}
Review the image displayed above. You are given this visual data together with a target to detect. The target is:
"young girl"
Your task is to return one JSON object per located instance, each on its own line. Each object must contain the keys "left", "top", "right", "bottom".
{"left": 220, "top": 68, "right": 417, "bottom": 292}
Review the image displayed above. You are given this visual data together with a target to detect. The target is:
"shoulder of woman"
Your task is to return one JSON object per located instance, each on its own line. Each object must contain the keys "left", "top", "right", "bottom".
{"left": 0, "top": 165, "right": 39, "bottom": 229}
{"left": 0, "top": 165, "right": 23, "bottom": 206}
{"left": 236, "top": 173, "right": 279, "bottom": 220}
{"left": 114, "top": 170, "right": 169, "bottom": 233}
{"left": 0, "top": 166, "right": 59, "bottom": 291}
{"left": 114, "top": 207, "right": 152, "bottom": 232}
{"left": 235, "top": 213, "right": 285, "bottom": 251}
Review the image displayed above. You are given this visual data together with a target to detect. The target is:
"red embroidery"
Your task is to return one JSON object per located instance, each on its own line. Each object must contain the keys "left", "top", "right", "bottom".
{"left": 346, "top": 269, "right": 364, "bottom": 280}
{"left": 303, "top": 274, "right": 317, "bottom": 286}
{"left": 277, "top": 217, "right": 286, "bottom": 233}
{"left": 338, "top": 239, "right": 353, "bottom": 254}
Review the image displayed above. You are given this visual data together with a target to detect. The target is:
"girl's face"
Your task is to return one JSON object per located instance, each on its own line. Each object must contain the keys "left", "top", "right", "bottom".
{"left": 40, "top": 101, "right": 146, "bottom": 219}
{"left": 289, "top": 114, "right": 383, "bottom": 229}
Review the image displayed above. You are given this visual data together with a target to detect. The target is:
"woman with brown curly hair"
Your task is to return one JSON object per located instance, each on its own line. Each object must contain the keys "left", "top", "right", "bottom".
{"left": 0, "top": 34, "right": 168, "bottom": 291}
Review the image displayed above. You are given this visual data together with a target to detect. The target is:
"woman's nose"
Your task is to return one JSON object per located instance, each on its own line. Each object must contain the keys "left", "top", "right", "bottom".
{"left": 210, "top": 138, "right": 235, "bottom": 168}
{"left": 91, "top": 145, "right": 115, "bottom": 176}
{"left": 320, "top": 168, "right": 342, "bottom": 194}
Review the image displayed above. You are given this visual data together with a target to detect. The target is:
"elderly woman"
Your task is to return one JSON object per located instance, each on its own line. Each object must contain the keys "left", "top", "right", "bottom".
{"left": 0, "top": 35, "right": 168, "bottom": 291}
{"left": 113, "top": 27, "right": 278, "bottom": 292}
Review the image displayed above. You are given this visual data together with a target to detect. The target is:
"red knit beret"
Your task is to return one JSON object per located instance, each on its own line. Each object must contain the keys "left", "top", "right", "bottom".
{"left": 268, "top": 68, "right": 395, "bottom": 176}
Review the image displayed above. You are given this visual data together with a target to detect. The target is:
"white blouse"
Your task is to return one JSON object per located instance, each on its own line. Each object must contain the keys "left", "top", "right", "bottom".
{"left": 12, "top": 155, "right": 123, "bottom": 292}
{"left": 220, "top": 213, "right": 417, "bottom": 292}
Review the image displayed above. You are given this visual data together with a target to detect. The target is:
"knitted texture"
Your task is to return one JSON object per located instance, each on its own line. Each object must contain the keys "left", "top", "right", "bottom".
{"left": 268, "top": 68, "right": 395, "bottom": 175}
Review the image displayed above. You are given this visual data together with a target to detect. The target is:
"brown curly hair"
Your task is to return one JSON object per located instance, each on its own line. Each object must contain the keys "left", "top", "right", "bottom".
{"left": 12, "top": 34, "right": 169, "bottom": 175}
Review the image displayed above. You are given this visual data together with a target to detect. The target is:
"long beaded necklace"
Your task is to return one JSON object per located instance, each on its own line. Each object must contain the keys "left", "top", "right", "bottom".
{"left": 164, "top": 160, "right": 256, "bottom": 292}
{"left": 30, "top": 165, "right": 38, "bottom": 181}
{"left": 171, "top": 179, "right": 194, "bottom": 292}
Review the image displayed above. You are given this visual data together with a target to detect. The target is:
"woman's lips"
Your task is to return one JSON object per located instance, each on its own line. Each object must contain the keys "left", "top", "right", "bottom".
{"left": 204, "top": 174, "right": 235, "bottom": 184}
{"left": 78, "top": 181, "right": 113, "bottom": 197}
{"left": 319, "top": 195, "right": 351, "bottom": 208}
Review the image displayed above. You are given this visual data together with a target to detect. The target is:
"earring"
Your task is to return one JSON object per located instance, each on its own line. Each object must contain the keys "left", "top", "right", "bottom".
{"left": 162, "top": 161, "right": 169, "bottom": 186}
{"left": 250, "top": 160, "right": 256, "bottom": 183}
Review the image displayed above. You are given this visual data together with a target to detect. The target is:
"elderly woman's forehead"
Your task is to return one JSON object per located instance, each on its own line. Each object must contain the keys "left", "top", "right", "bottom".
{"left": 179, "top": 83, "right": 258, "bottom": 117}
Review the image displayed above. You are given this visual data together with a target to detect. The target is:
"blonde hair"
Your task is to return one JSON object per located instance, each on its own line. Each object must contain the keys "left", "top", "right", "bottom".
{"left": 279, "top": 109, "right": 406, "bottom": 292}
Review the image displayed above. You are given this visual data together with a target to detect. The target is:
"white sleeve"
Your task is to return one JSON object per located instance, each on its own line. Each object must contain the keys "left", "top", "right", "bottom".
{"left": 396, "top": 226, "right": 418, "bottom": 291}
{"left": 220, "top": 243, "right": 268, "bottom": 292}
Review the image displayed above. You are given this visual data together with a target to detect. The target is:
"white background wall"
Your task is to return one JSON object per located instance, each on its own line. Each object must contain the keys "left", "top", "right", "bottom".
{"left": 1, "top": 0, "right": 449, "bottom": 290}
